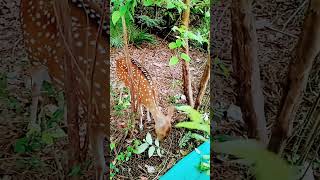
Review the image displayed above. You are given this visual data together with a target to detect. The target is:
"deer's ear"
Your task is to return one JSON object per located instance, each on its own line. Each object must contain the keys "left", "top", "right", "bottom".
{"left": 167, "top": 105, "right": 175, "bottom": 118}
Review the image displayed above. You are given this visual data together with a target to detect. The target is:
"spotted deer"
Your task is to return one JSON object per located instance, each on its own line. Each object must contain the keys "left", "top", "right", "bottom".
{"left": 116, "top": 57, "right": 174, "bottom": 140}
{"left": 21, "top": 0, "right": 109, "bottom": 179}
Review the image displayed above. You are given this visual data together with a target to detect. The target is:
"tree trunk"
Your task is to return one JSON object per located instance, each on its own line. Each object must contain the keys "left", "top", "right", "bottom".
{"left": 121, "top": 14, "right": 137, "bottom": 112}
{"left": 182, "top": 0, "right": 194, "bottom": 107}
{"left": 231, "top": 0, "right": 268, "bottom": 145}
{"left": 268, "top": 0, "right": 320, "bottom": 153}
{"left": 53, "top": 1, "right": 80, "bottom": 179}
{"left": 194, "top": 57, "right": 210, "bottom": 110}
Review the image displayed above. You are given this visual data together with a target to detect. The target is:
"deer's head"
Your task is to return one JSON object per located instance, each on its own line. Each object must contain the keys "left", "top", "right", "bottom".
{"left": 155, "top": 106, "right": 175, "bottom": 141}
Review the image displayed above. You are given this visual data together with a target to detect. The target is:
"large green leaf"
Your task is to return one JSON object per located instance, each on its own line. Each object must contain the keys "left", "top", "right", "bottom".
{"left": 144, "top": 0, "right": 153, "bottom": 6}
{"left": 112, "top": 11, "right": 121, "bottom": 25}
{"left": 119, "top": 6, "right": 127, "bottom": 16}
{"left": 175, "top": 105, "right": 202, "bottom": 122}
{"left": 191, "top": 133, "right": 208, "bottom": 142}
{"left": 166, "top": 1, "right": 175, "bottom": 9}
{"left": 175, "top": 122, "right": 210, "bottom": 134}
{"left": 214, "top": 139, "right": 294, "bottom": 180}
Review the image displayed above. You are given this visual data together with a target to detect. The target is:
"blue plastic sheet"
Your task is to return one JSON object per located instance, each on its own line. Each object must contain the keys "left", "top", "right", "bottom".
{"left": 160, "top": 141, "right": 210, "bottom": 180}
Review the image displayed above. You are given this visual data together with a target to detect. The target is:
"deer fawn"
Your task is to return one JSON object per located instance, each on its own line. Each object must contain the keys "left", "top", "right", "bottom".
{"left": 21, "top": 0, "right": 108, "bottom": 179}
{"left": 116, "top": 57, "right": 174, "bottom": 140}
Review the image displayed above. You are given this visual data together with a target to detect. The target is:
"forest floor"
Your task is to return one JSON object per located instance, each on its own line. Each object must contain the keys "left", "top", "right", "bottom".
{"left": 0, "top": 0, "right": 319, "bottom": 179}
{"left": 109, "top": 40, "right": 208, "bottom": 179}
{"left": 212, "top": 0, "right": 320, "bottom": 179}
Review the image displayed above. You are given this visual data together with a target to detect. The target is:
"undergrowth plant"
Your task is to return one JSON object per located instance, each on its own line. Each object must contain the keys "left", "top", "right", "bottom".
{"left": 175, "top": 105, "right": 210, "bottom": 142}
{"left": 110, "top": 140, "right": 141, "bottom": 179}
{"left": 134, "top": 132, "right": 164, "bottom": 158}
{"left": 113, "top": 87, "right": 131, "bottom": 116}
{"left": 168, "top": 25, "right": 206, "bottom": 66}
{"left": 175, "top": 105, "right": 210, "bottom": 175}
{"left": 111, "top": 0, "right": 157, "bottom": 48}
{"left": 0, "top": 73, "right": 23, "bottom": 114}
{"left": 137, "top": 15, "right": 165, "bottom": 28}
{"left": 214, "top": 139, "right": 295, "bottom": 180}
{"left": 197, "top": 153, "right": 210, "bottom": 176}
{"left": 14, "top": 81, "right": 66, "bottom": 154}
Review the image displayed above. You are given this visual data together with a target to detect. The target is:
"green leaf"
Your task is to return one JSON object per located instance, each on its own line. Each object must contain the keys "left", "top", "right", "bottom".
{"left": 172, "top": 26, "right": 179, "bottom": 32}
{"left": 119, "top": 6, "right": 127, "bottom": 16}
{"left": 186, "top": 31, "right": 198, "bottom": 40}
{"left": 146, "top": 132, "right": 153, "bottom": 145}
{"left": 112, "top": 11, "right": 121, "bottom": 25}
{"left": 157, "top": 148, "right": 162, "bottom": 157}
{"left": 214, "top": 139, "right": 294, "bottom": 180}
{"left": 169, "top": 56, "right": 179, "bottom": 66}
{"left": 175, "top": 122, "right": 210, "bottom": 134}
{"left": 168, "top": 42, "right": 177, "bottom": 49}
{"left": 155, "top": 139, "right": 159, "bottom": 147}
{"left": 144, "top": 0, "right": 153, "bottom": 6}
{"left": 51, "top": 108, "right": 64, "bottom": 123}
{"left": 68, "top": 164, "right": 82, "bottom": 176}
{"left": 148, "top": 146, "right": 155, "bottom": 158}
{"left": 180, "top": 53, "right": 191, "bottom": 62}
{"left": 205, "top": 11, "right": 210, "bottom": 18}
{"left": 41, "top": 132, "right": 54, "bottom": 145}
{"left": 175, "top": 105, "right": 202, "bottom": 122}
{"left": 166, "top": 1, "right": 175, "bottom": 9}
{"left": 191, "top": 133, "right": 208, "bottom": 142}
{"left": 175, "top": 39, "right": 183, "bottom": 47}
{"left": 199, "top": 162, "right": 210, "bottom": 170}
{"left": 14, "top": 137, "right": 28, "bottom": 153}
{"left": 135, "top": 142, "right": 149, "bottom": 154}
{"left": 50, "top": 128, "right": 66, "bottom": 138}
{"left": 155, "top": 0, "right": 162, "bottom": 6}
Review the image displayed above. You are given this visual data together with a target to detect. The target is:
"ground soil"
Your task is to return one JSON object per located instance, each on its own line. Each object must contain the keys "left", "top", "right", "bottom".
{"left": 212, "top": 0, "right": 320, "bottom": 179}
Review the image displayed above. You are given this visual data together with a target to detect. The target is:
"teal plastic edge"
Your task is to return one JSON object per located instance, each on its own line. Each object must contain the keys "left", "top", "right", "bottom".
{"left": 160, "top": 140, "right": 210, "bottom": 180}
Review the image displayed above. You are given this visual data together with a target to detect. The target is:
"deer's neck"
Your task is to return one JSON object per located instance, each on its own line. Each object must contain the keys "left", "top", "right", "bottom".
{"left": 148, "top": 105, "right": 168, "bottom": 127}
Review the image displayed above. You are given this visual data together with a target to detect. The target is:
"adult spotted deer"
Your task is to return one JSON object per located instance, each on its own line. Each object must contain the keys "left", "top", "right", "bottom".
{"left": 20, "top": 0, "right": 108, "bottom": 179}
{"left": 116, "top": 57, "right": 174, "bottom": 140}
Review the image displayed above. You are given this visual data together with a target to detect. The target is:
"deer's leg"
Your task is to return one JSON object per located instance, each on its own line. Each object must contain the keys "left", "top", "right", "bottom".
{"left": 29, "top": 66, "right": 51, "bottom": 130}
{"left": 139, "top": 105, "right": 144, "bottom": 131}
{"left": 90, "top": 128, "right": 106, "bottom": 180}
{"left": 118, "top": 83, "right": 124, "bottom": 104}
{"left": 30, "top": 83, "right": 40, "bottom": 129}
{"left": 146, "top": 109, "right": 151, "bottom": 123}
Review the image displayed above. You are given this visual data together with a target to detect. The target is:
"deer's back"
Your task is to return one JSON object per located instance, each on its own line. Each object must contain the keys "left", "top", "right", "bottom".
{"left": 116, "top": 57, "right": 158, "bottom": 109}
{"left": 21, "top": 0, "right": 110, "bottom": 126}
